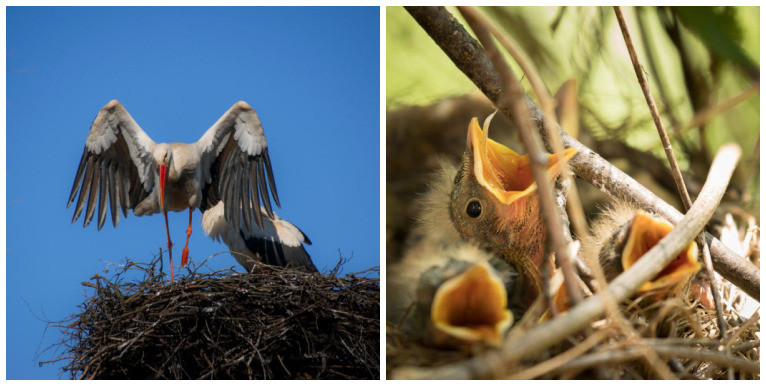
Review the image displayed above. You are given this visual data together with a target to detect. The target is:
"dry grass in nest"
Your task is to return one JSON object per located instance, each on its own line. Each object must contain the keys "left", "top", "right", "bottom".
{"left": 46, "top": 253, "right": 380, "bottom": 380}
{"left": 387, "top": 278, "right": 759, "bottom": 379}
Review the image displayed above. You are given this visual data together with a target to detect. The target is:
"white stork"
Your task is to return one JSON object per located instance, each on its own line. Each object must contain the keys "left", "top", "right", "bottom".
{"left": 201, "top": 201, "right": 317, "bottom": 272}
{"left": 67, "top": 100, "right": 315, "bottom": 279}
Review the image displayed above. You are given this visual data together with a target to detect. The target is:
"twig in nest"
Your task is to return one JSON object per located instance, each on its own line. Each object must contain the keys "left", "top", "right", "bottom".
{"left": 507, "top": 327, "right": 610, "bottom": 380}
{"left": 391, "top": 142, "right": 741, "bottom": 379}
{"left": 551, "top": 343, "right": 760, "bottom": 376}
{"left": 44, "top": 254, "right": 379, "bottom": 380}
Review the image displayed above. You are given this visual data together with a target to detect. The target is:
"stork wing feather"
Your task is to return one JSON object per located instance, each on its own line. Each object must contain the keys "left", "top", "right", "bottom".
{"left": 67, "top": 100, "right": 157, "bottom": 229}
{"left": 196, "top": 101, "right": 280, "bottom": 234}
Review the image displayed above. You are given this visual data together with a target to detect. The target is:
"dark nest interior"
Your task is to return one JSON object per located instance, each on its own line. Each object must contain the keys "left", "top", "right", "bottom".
{"left": 47, "top": 255, "right": 380, "bottom": 380}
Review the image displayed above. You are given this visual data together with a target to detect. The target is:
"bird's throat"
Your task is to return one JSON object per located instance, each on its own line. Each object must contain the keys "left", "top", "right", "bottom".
{"left": 494, "top": 193, "right": 547, "bottom": 292}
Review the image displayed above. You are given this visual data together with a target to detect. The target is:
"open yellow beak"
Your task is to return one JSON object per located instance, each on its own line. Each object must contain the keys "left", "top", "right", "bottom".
{"left": 431, "top": 262, "right": 513, "bottom": 347}
{"left": 468, "top": 114, "right": 577, "bottom": 205}
{"left": 623, "top": 211, "right": 701, "bottom": 293}
{"left": 544, "top": 211, "right": 701, "bottom": 320}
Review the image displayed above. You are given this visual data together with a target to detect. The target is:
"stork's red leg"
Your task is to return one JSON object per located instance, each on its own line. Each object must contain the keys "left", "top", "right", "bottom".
{"left": 181, "top": 207, "right": 193, "bottom": 266}
{"left": 163, "top": 210, "right": 174, "bottom": 282}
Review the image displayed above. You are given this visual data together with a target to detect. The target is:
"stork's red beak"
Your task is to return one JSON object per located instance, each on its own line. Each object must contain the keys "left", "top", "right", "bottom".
{"left": 158, "top": 164, "right": 167, "bottom": 211}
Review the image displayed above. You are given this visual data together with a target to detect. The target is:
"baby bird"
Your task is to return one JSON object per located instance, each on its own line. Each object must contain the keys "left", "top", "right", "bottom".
{"left": 584, "top": 203, "right": 701, "bottom": 295}
{"left": 551, "top": 203, "right": 702, "bottom": 316}
{"left": 388, "top": 159, "right": 517, "bottom": 348}
{"left": 389, "top": 243, "right": 517, "bottom": 348}
{"left": 448, "top": 114, "right": 576, "bottom": 296}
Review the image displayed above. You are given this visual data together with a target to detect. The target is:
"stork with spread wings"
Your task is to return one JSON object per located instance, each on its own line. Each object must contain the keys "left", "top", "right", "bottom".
{"left": 68, "top": 100, "right": 316, "bottom": 280}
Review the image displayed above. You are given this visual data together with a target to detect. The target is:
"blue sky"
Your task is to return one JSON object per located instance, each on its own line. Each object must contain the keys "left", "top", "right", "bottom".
{"left": 6, "top": 6, "right": 380, "bottom": 380}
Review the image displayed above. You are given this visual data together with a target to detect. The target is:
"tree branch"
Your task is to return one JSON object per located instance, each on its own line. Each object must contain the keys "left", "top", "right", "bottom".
{"left": 404, "top": 6, "right": 759, "bottom": 300}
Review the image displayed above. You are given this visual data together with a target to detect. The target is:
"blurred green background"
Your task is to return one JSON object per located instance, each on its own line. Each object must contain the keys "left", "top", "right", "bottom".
{"left": 387, "top": 6, "right": 759, "bottom": 215}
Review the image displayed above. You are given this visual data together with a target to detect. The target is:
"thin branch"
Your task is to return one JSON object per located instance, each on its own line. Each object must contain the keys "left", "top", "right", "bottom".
{"left": 466, "top": 6, "right": 589, "bottom": 241}
{"left": 614, "top": 6, "right": 691, "bottom": 211}
{"left": 634, "top": 7, "right": 696, "bottom": 158}
{"left": 730, "top": 339, "right": 760, "bottom": 354}
{"left": 392, "top": 143, "right": 741, "bottom": 379}
{"left": 722, "top": 310, "right": 760, "bottom": 349}
{"left": 405, "top": 6, "right": 759, "bottom": 301}
{"left": 676, "top": 82, "right": 760, "bottom": 135}
{"left": 614, "top": 6, "right": 729, "bottom": 345}
{"left": 457, "top": 6, "right": 583, "bottom": 305}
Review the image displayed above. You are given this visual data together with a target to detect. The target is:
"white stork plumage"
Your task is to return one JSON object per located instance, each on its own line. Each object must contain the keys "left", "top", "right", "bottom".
{"left": 67, "top": 100, "right": 315, "bottom": 279}
{"left": 201, "top": 201, "right": 316, "bottom": 272}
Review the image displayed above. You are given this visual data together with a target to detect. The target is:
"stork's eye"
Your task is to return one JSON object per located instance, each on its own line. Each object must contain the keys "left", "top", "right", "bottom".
{"left": 465, "top": 199, "right": 482, "bottom": 219}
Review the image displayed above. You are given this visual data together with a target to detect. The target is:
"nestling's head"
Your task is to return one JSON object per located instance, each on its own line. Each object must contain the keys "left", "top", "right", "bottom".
{"left": 448, "top": 114, "right": 576, "bottom": 253}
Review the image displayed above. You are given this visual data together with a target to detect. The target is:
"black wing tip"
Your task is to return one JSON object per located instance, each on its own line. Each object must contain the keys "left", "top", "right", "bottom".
{"left": 262, "top": 150, "right": 281, "bottom": 209}
{"left": 254, "top": 209, "right": 264, "bottom": 230}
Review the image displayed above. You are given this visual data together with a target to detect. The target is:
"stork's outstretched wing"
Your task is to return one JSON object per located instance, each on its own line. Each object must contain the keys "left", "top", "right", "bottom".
{"left": 201, "top": 201, "right": 316, "bottom": 272}
{"left": 196, "top": 101, "right": 280, "bottom": 233}
{"left": 67, "top": 100, "right": 157, "bottom": 229}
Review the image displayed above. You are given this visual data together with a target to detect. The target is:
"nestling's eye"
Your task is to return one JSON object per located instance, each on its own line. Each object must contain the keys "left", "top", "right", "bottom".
{"left": 465, "top": 199, "right": 482, "bottom": 219}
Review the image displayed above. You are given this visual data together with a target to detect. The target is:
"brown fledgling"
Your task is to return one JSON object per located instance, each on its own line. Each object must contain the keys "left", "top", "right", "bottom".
{"left": 388, "top": 160, "right": 518, "bottom": 347}
{"left": 550, "top": 203, "right": 702, "bottom": 316}
{"left": 448, "top": 114, "right": 576, "bottom": 296}
{"left": 389, "top": 243, "right": 517, "bottom": 348}
{"left": 583, "top": 204, "right": 701, "bottom": 294}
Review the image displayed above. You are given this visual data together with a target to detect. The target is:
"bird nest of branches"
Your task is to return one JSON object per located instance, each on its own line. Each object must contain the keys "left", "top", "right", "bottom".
{"left": 387, "top": 270, "right": 759, "bottom": 379}
{"left": 47, "top": 254, "right": 380, "bottom": 380}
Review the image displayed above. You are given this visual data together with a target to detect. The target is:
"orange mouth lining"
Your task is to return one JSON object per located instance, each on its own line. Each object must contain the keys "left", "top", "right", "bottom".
{"left": 622, "top": 211, "right": 701, "bottom": 292}
{"left": 468, "top": 114, "right": 576, "bottom": 205}
{"left": 431, "top": 263, "right": 513, "bottom": 345}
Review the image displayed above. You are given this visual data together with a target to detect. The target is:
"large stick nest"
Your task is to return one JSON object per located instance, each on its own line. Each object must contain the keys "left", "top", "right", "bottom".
{"left": 51, "top": 254, "right": 380, "bottom": 380}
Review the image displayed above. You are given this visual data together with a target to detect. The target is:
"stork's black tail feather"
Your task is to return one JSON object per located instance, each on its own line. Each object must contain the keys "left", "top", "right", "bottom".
{"left": 242, "top": 232, "right": 318, "bottom": 272}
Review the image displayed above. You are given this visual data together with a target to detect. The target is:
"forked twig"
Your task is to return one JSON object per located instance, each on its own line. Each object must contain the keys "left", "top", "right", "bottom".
{"left": 458, "top": 7, "right": 675, "bottom": 377}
